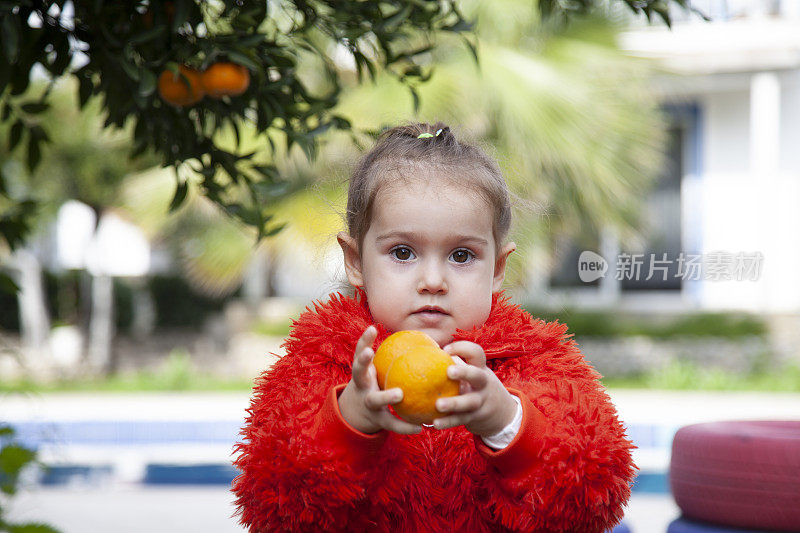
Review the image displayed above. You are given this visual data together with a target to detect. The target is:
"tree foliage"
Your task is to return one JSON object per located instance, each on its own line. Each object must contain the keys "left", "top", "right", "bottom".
{"left": 1, "top": 0, "right": 473, "bottom": 247}
{"left": 539, "top": 0, "right": 707, "bottom": 28}
{"left": 0, "top": 0, "right": 691, "bottom": 256}
{"left": 0, "top": 424, "right": 61, "bottom": 532}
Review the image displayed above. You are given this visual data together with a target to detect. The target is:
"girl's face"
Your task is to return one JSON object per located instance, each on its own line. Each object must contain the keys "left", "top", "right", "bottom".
{"left": 338, "top": 178, "right": 515, "bottom": 347}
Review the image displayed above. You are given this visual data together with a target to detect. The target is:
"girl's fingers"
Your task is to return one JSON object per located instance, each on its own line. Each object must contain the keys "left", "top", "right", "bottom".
{"left": 351, "top": 347, "right": 375, "bottom": 389}
{"left": 432, "top": 413, "right": 471, "bottom": 431}
{"left": 379, "top": 413, "right": 422, "bottom": 435}
{"left": 447, "top": 364, "right": 488, "bottom": 390}
{"left": 450, "top": 355, "right": 468, "bottom": 366}
{"left": 449, "top": 356, "right": 472, "bottom": 393}
{"left": 364, "top": 388, "right": 402, "bottom": 411}
{"left": 354, "top": 325, "right": 377, "bottom": 359}
{"left": 443, "top": 341, "right": 486, "bottom": 368}
{"left": 351, "top": 326, "right": 378, "bottom": 389}
{"left": 435, "top": 392, "right": 482, "bottom": 414}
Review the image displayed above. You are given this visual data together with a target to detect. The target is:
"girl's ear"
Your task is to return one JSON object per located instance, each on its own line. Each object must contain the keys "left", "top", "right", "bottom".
{"left": 337, "top": 232, "right": 365, "bottom": 287}
{"left": 492, "top": 242, "right": 516, "bottom": 293}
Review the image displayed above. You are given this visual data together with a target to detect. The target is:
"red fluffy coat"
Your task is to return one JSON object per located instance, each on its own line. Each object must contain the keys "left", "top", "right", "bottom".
{"left": 232, "top": 290, "right": 636, "bottom": 532}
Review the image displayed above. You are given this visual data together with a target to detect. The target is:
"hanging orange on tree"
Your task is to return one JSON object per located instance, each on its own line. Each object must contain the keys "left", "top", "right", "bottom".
{"left": 157, "top": 66, "right": 205, "bottom": 107}
{"left": 201, "top": 62, "right": 251, "bottom": 98}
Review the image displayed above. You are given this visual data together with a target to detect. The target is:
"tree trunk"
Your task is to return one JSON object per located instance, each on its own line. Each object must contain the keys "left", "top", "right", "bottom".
{"left": 14, "top": 248, "right": 51, "bottom": 357}
{"left": 87, "top": 273, "right": 115, "bottom": 374}
{"left": 131, "top": 277, "right": 155, "bottom": 339}
{"left": 243, "top": 248, "right": 269, "bottom": 307}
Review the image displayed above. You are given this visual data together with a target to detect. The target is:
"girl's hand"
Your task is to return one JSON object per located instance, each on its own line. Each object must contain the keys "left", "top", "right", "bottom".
{"left": 338, "top": 326, "right": 422, "bottom": 435}
{"left": 434, "top": 341, "right": 518, "bottom": 437}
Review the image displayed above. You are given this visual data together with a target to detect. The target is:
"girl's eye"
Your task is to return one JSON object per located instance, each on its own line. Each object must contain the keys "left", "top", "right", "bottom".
{"left": 391, "top": 247, "right": 414, "bottom": 261}
{"left": 451, "top": 249, "right": 474, "bottom": 263}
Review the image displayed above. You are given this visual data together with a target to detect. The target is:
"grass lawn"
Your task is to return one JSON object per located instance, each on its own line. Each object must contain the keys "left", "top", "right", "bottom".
{"left": 2, "top": 359, "right": 799, "bottom": 394}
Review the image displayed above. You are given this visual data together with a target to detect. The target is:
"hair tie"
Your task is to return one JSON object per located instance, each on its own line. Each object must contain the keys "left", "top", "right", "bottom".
{"left": 417, "top": 129, "right": 443, "bottom": 139}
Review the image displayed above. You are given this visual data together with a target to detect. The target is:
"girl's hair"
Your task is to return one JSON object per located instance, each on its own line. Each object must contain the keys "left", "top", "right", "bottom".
{"left": 346, "top": 121, "right": 512, "bottom": 254}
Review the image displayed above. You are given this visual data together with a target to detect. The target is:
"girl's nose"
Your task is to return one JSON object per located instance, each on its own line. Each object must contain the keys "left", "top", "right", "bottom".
{"left": 417, "top": 261, "right": 448, "bottom": 294}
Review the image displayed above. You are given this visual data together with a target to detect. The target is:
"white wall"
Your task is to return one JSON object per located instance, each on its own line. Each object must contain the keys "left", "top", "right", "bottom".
{"left": 702, "top": 90, "right": 750, "bottom": 174}
{"left": 780, "top": 70, "right": 800, "bottom": 173}
{"left": 698, "top": 173, "right": 800, "bottom": 312}
{"left": 698, "top": 74, "right": 800, "bottom": 312}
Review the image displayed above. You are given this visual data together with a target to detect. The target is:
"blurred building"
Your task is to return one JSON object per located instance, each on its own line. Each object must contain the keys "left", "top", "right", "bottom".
{"left": 542, "top": 0, "right": 800, "bottom": 318}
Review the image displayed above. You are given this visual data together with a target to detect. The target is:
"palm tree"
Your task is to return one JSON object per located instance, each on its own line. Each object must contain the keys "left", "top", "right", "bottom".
{"left": 123, "top": 1, "right": 666, "bottom": 303}
{"left": 329, "top": 3, "right": 665, "bottom": 289}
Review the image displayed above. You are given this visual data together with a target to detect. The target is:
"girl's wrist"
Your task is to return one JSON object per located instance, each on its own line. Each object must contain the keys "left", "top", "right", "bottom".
{"left": 338, "top": 382, "right": 381, "bottom": 434}
{"left": 484, "top": 390, "right": 519, "bottom": 437}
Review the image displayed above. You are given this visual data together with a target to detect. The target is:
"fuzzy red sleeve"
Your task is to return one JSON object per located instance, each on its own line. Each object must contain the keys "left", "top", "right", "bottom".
{"left": 474, "top": 347, "right": 636, "bottom": 533}
{"left": 473, "top": 388, "right": 548, "bottom": 476}
{"left": 231, "top": 360, "right": 385, "bottom": 532}
{"left": 313, "top": 383, "right": 388, "bottom": 470}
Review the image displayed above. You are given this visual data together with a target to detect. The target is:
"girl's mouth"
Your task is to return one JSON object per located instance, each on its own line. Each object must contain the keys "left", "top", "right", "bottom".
{"left": 412, "top": 307, "right": 448, "bottom": 323}
{"left": 413, "top": 305, "right": 447, "bottom": 315}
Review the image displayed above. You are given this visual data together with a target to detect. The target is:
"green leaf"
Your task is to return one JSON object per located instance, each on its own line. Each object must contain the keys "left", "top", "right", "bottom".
{"left": 0, "top": 272, "right": 20, "bottom": 294}
{"left": 237, "top": 34, "right": 265, "bottom": 48}
{"left": 225, "top": 50, "right": 260, "bottom": 73}
{"left": 168, "top": 180, "right": 189, "bottom": 213}
{"left": 128, "top": 26, "right": 166, "bottom": 46}
{"left": 1, "top": 14, "right": 19, "bottom": 64}
{"left": 461, "top": 35, "right": 479, "bottom": 66}
{"left": 229, "top": 118, "right": 241, "bottom": 147}
{"left": 263, "top": 222, "right": 287, "bottom": 238}
{"left": 196, "top": 165, "right": 216, "bottom": 179}
{"left": 120, "top": 59, "right": 141, "bottom": 82}
{"left": 129, "top": 138, "right": 149, "bottom": 159}
{"left": 353, "top": 50, "right": 377, "bottom": 83}
{"left": 0, "top": 425, "right": 14, "bottom": 438}
{"left": 252, "top": 165, "right": 278, "bottom": 181}
{"left": 29, "top": 125, "right": 49, "bottom": 143}
{"left": 27, "top": 137, "right": 41, "bottom": 172}
{"left": 409, "top": 86, "right": 420, "bottom": 114}
{"left": 21, "top": 102, "right": 49, "bottom": 114}
{"left": 138, "top": 69, "right": 157, "bottom": 97}
{"left": 10, "top": 64, "right": 31, "bottom": 95}
{"left": 8, "top": 120, "right": 23, "bottom": 151}
{"left": 78, "top": 75, "right": 94, "bottom": 108}
{"left": 0, "top": 443, "right": 36, "bottom": 476}
{"left": 252, "top": 180, "right": 289, "bottom": 200}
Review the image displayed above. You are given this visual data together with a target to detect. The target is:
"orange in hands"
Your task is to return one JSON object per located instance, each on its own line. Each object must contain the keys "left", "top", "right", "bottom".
{"left": 373, "top": 330, "right": 438, "bottom": 389}
{"left": 376, "top": 331, "right": 459, "bottom": 425}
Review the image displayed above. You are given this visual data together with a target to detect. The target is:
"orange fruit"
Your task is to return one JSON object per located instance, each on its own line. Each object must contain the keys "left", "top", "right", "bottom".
{"left": 373, "top": 330, "right": 439, "bottom": 389}
{"left": 201, "top": 62, "right": 251, "bottom": 98}
{"left": 157, "top": 66, "right": 204, "bottom": 107}
{"left": 382, "top": 337, "right": 459, "bottom": 425}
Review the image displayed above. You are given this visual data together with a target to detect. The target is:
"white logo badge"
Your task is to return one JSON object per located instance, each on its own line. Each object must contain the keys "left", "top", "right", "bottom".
{"left": 578, "top": 251, "right": 608, "bottom": 283}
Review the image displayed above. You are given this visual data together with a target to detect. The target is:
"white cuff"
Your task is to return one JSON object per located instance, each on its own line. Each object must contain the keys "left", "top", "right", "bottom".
{"left": 480, "top": 394, "right": 523, "bottom": 450}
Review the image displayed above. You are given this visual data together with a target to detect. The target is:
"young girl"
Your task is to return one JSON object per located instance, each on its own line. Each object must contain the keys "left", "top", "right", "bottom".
{"left": 232, "top": 122, "right": 636, "bottom": 532}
